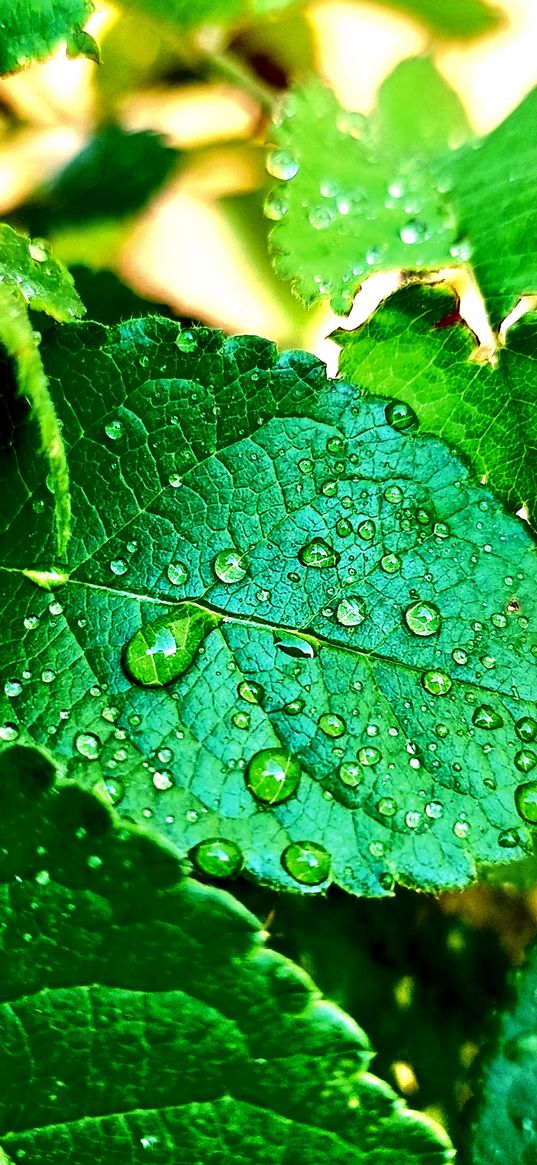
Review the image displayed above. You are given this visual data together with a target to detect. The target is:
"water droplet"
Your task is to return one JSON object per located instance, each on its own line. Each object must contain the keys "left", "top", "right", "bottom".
{"left": 422, "top": 670, "right": 452, "bottom": 696}
{"left": 400, "top": 219, "right": 428, "bottom": 245}
{"left": 281, "top": 840, "right": 330, "bottom": 885}
{"left": 380, "top": 552, "right": 402, "bottom": 574}
{"left": 213, "top": 548, "right": 248, "bottom": 584}
{"left": 326, "top": 436, "right": 346, "bottom": 455}
{"left": 4, "top": 679, "right": 22, "bottom": 698}
{"left": 491, "top": 612, "right": 507, "bottom": 629}
{"left": 105, "top": 419, "right": 124, "bottom": 440}
{"left": 23, "top": 615, "right": 39, "bottom": 630}
{"left": 124, "top": 605, "right": 219, "bottom": 687}
{"left": 75, "top": 732, "right": 101, "bottom": 760}
{"left": 404, "top": 601, "right": 441, "bottom": 637}
{"left": 0, "top": 723, "right": 19, "bottom": 741}
{"left": 41, "top": 669, "right": 55, "bottom": 684}
{"left": 274, "top": 633, "right": 316, "bottom": 659}
{"left": 93, "top": 777, "right": 125, "bottom": 805}
{"left": 264, "top": 190, "right": 288, "bottom": 221}
{"left": 48, "top": 602, "right": 63, "bottom": 616}
{"left": 167, "top": 561, "right": 189, "bottom": 586}
{"left": 318, "top": 712, "right": 346, "bottom": 738}
{"left": 336, "top": 594, "right": 366, "bottom": 627}
{"left": 110, "top": 559, "right": 128, "bottom": 576}
{"left": 336, "top": 517, "right": 352, "bottom": 537}
{"left": 405, "top": 811, "right": 421, "bottom": 830}
{"left": 153, "top": 770, "right": 173, "bottom": 791}
{"left": 514, "top": 749, "right": 537, "bottom": 774}
{"left": 425, "top": 800, "right": 443, "bottom": 819}
{"left": 453, "top": 819, "right": 470, "bottom": 839}
{"left": 237, "top": 680, "right": 264, "bottom": 704}
{"left": 434, "top": 522, "right": 450, "bottom": 539}
{"left": 339, "top": 760, "right": 362, "bottom": 787}
{"left": 515, "top": 716, "right": 537, "bottom": 743}
{"left": 191, "top": 837, "right": 243, "bottom": 878}
{"left": 515, "top": 781, "right": 537, "bottom": 822}
{"left": 472, "top": 705, "right": 504, "bottom": 731}
{"left": 385, "top": 401, "right": 418, "bottom": 432}
{"left": 298, "top": 458, "right": 313, "bottom": 475}
{"left": 384, "top": 484, "right": 404, "bottom": 505}
{"left": 298, "top": 537, "right": 340, "bottom": 569}
{"left": 283, "top": 698, "right": 305, "bottom": 716}
{"left": 232, "top": 710, "right": 250, "bottom": 730}
{"left": 358, "top": 746, "right": 381, "bottom": 766}
{"left": 452, "top": 648, "right": 468, "bottom": 666}
{"left": 246, "top": 748, "right": 301, "bottom": 804}
{"left": 358, "top": 519, "right": 376, "bottom": 541}
{"left": 498, "top": 829, "right": 520, "bottom": 848}
{"left": 29, "top": 239, "right": 49, "bottom": 262}
{"left": 169, "top": 474, "right": 182, "bottom": 488}
{"left": 378, "top": 797, "right": 397, "bottom": 817}
{"left": 267, "top": 149, "right": 299, "bottom": 180}
{"left": 308, "top": 204, "right": 334, "bottom": 230}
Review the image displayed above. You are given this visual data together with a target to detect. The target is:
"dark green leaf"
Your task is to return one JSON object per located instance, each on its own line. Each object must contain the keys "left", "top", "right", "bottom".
{"left": 0, "top": 322, "right": 536, "bottom": 897}
{"left": 0, "top": 0, "right": 99, "bottom": 75}
{"left": 439, "top": 86, "right": 537, "bottom": 322}
{"left": 266, "top": 58, "right": 469, "bottom": 314}
{"left": 470, "top": 940, "right": 537, "bottom": 1164}
{"left": 372, "top": 0, "right": 503, "bottom": 40}
{"left": 0, "top": 742, "right": 454, "bottom": 1164}
{"left": 335, "top": 285, "right": 537, "bottom": 527}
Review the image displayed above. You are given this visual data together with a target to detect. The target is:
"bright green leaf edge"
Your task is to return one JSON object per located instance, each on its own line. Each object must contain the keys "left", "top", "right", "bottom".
{"left": 0, "top": 742, "right": 454, "bottom": 1165}
{"left": 0, "top": 0, "right": 99, "bottom": 75}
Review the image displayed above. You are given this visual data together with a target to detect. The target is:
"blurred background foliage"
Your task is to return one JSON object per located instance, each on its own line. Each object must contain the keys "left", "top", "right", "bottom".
{"left": 2, "top": 0, "right": 537, "bottom": 1153}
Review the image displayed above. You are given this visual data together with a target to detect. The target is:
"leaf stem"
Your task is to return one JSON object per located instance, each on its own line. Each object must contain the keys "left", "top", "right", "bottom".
{"left": 204, "top": 50, "right": 277, "bottom": 114}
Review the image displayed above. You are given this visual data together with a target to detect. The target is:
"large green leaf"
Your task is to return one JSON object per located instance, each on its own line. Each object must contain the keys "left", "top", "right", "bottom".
{"left": 266, "top": 58, "right": 470, "bottom": 315}
{"left": 335, "top": 285, "right": 537, "bottom": 528}
{"left": 0, "top": 742, "right": 454, "bottom": 1164}
{"left": 470, "top": 940, "right": 537, "bottom": 1164}
{"left": 373, "top": 0, "right": 502, "bottom": 39}
{"left": 0, "top": 0, "right": 99, "bottom": 75}
{"left": 0, "top": 321, "right": 536, "bottom": 898}
{"left": 440, "top": 86, "right": 537, "bottom": 323}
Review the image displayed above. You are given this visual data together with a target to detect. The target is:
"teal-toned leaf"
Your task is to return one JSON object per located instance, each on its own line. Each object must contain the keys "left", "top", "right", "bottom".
{"left": 0, "top": 742, "right": 454, "bottom": 1165}
{"left": 0, "top": 0, "right": 98, "bottom": 75}
{"left": 470, "top": 940, "right": 537, "bottom": 1164}
{"left": 439, "top": 86, "right": 537, "bottom": 323}
{"left": 266, "top": 58, "right": 470, "bottom": 314}
{"left": 335, "top": 285, "right": 537, "bottom": 528}
{"left": 0, "top": 322, "right": 536, "bottom": 897}
{"left": 373, "top": 0, "right": 503, "bottom": 40}
{"left": 22, "top": 127, "right": 179, "bottom": 236}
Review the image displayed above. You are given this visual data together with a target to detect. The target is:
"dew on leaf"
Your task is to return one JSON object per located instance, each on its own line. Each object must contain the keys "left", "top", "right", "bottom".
{"left": 266, "top": 149, "right": 299, "bottom": 180}
{"left": 339, "top": 761, "right": 362, "bottom": 787}
{"left": 105, "top": 419, "right": 124, "bottom": 440}
{"left": 41, "top": 670, "right": 55, "bottom": 684}
{"left": 281, "top": 840, "right": 330, "bottom": 885}
{"left": 452, "top": 649, "right": 468, "bottom": 665}
{"left": 298, "top": 537, "right": 340, "bottom": 569}
{"left": 326, "top": 436, "right": 346, "bottom": 455}
{"left": 358, "top": 746, "right": 381, "bottom": 766}
{"left": 93, "top": 776, "right": 125, "bottom": 806}
{"left": 515, "top": 716, "right": 537, "bottom": 743}
{"left": 4, "top": 680, "right": 22, "bottom": 697}
{"left": 336, "top": 518, "right": 352, "bottom": 537}
{"left": 453, "top": 820, "right": 470, "bottom": 839}
{"left": 274, "top": 633, "right": 317, "bottom": 659}
{"left": 124, "top": 605, "right": 219, "bottom": 687}
{"left": 514, "top": 750, "right": 537, "bottom": 774}
{"left": 308, "top": 205, "right": 334, "bottom": 230}
{"left": 434, "top": 522, "right": 450, "bottom": 539}
{"left": 436, "top": 724, "right": 449, "bottom": 738}
{"left": 318, "top": 712, "right": 346, "bottom": 738}
{"left": 400, "top": 220, "right": 428, "bottom": 245}
{"left": 358, "top": 519, "right": 376, "bottom": 541}
{"left": 232, "top": 710, "right": 250, "bottom": 731}
{"left": 298, "top": 458, "right": 313, "bottom": 475}
{"left": 237, "top": 680, "right": 264, "bottom": 704}
{"left": 110, "top": 559, "right": 128, "bottom": 576}
{"left": 385, "top": 401, "right": 418, "bottom": 432}
{"left": 246, "top": 747, "right": 301, "bottom": 804}
{"left": 167, "top": 561, "right": 189, "bottom": 586}
{"left": 153, "top": 770, "right": 173, "bottom": 791}
{"left": 263, "top": 191, "right": 288, "bottom": 221}
{"left": 191, "top": 837, "right": 243, "bottom": 879}
{"left": 421, "top": 670, "right": 452, "bottom": 696}
{"left": 498, "top": 829, "right": 520, "bottom": 848}
{"left": 425, "top": 800, "right": 443, "bottom": 819}
{"left": 380, "top": 552, "right": 402, "bottom": 574}
{"left": 283, "top": 698, "right": 305, "bottom": 716}
{"left": 75, "top": 732, "right": 101, "bottom": 760}
{"left": 472, "top": 705, "right": 504, "bottom": 731}
{"left": 384, "top": 485, "right": 404, "bottom": 504}
{"left": 378, "top": 797, "right": 397, "bottom": 817}
{"left": 0, "top": 723, "right": 19, "bottom": 741}
{"left": 213, "top": 548, "right": 248, "bottom": 584}
{"left": 515, "top": 781, "right": 537, "bottom": 822}
{"left": 404, "top": 601, "right": 442, "bottom": 637}
{"left": 405, "top": 811, "right": 421, "bottom": 830}
{"left": 336, "top": 595, "right": 366, "bottom": 627}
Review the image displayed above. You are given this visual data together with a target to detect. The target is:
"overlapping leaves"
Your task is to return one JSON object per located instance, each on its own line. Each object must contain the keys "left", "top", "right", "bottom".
{"left": 0, "top": 0, "right": 98, "bottom": 74}
{"left": 0, "top": 321, "right": 536, "bottom": 897}
{"left": 0, "top": 743, "right": 454, "bottom": 1164}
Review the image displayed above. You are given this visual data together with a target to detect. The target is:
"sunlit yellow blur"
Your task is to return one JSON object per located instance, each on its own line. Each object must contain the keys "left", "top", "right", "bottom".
{"left": 0, "top": 0, "right": 535, "bottom": 348}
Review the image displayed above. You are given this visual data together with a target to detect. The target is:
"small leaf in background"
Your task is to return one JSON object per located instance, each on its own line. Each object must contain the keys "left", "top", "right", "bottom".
{"left": 470, "top": 939, "right": 537, "bottom": 1164}
{"left": 335, "top": 285, "right": 537, "bottom": 528}
{"left": 0, "top": 0, "right": 99, "bottom": 75}
{"left": 124, "top": 0, "right": 298, "bottom": 34}
{"left": 266, "top": 58, "right": 470, "bottom": 315}
{"left": 0, "top": 743, "right": 454, "bottom": 1165}
{"left": 0, "top": 322, "right": 535, "bottom": 898}
{"left": 373, "top": 0, "right": 503, "bottom": 40}
{"left": 438, "top": 86, "right": 537, "bottom": 323}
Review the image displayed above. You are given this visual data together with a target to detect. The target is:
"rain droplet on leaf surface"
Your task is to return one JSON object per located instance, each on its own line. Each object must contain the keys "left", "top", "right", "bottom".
{"left": 514, "top": 750, "right": 537, "bottom": 774}
{"left": 472, "top": 705, "right": 504, "bottom": 731}
{"left": 266, "top": 149, "right": 299, "bottom": 180}
{"left": 191, "top": 837, "right": 243, "bottom": 878}
{"left": 358, "top": 746, "right": 381, "bottom": 766}
{"left": 75, "top": 733, "right": 101, "bottom": 760}
{"left": 281, "top": 840, "right": 330, "bottom": 885}
{"left": 339, "top": 761, "right": 362, "bottom": 787}
{"left": 380, "top": 552, "right": 401, "bottom": 574}
{"left": 358, "top": 519, "right": 376, "bottom": 541}
{"left": 167, "top": 561, "right": 189, "bottom": 586}
{"left": 515, "top": 716, "right": 537, "bottom": 743}
{"left": 298, "top": 538, "right": 340, "bottom": 569}
{"left": 318, "top": 712, "right": 346, "bottom": 738}
{"left": 404, "top": 601, "right": 442, "bottom": 637}
{"left": 237, "top": 680, "right": 264, "bottom": 704}
{"left": 515, "top": 781, "right": 537, "bottom": 823}
{"left": 385, "top": 401, "right": 418, "bottom": 432}
{"left": 421, "top": 670, "right": 452, "bottom": 696}
{"left": 336, "top": 595, "right": 366, "bottom": 627}
{"left": 124, "top": 605, "right": 220, "bottom": 687}
{"left": 213, "top": 548, "right": 248, "bottom": 584}
{"left": 245, "top": 748, "right": 301, "bottom": 804}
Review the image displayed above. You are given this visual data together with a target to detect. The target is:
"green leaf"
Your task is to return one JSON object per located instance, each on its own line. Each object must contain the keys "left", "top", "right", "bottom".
{"left": 0, "top": 742, "right": 454, "bottom": 1165}
{"left": 0, "top": 0, "right": 99, "bottom": 75}
{"left": 439, "top": 86, "right": 537, "bottom": 323}
{"left": 266, "top": 58, "right": 470, "bottom": 314}
{"left": 372, "top": 0, "right": 503, "bottom": 40}
{"left": 124, "top": 0, "right": 298, "bottom": 33}
{"left": 470, "top": 940, "right": 537, "bottom": 1164}
{"left": 0, "top": 225, "right": 85, "bottom": 557}
{"left": 0, "top": 321, "right": 536, "bottom": 898}
{"left": 335, "top": 285, "right": 537, "bottom": 528}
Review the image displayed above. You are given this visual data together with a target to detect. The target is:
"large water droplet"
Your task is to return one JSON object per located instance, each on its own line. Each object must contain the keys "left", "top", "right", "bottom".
{"left": 378, "top": 797, "right": 397, "bottom": 817}
{"left": 298, "top": 538, "right": 340, "bottom": 569}
{"left": 281, "top": 840, "right": 330, "bottom": 885}
{"left": 191, "top": 837, "right": 243, "bottom": 878}
{"left": 339, "top": 760, "right": 362, "bottom": 787}
{"left": 515, "top": 716, "right": 537, "bottom": 743}
{"left": 110, "top": 559, "right": 128, "bottom": 576}
{"left": 358, "top": 746, "right": 381, "bottom": 766}
{"left": 124, "top": 605, "right": 219, "bottom": 687}
{"left": 318, "top": 712, "right": 346, "bottom": 738}
{"left": 75, "top": 732, "right": 101, "bottom": 760}
{"left": 213, "top": 548, "right": 248, "bottom": 584}
{"left": 421, "top": 670, "right": 452, "bottom": 696}
{"left": 385, "top": 401, "right": 418, "bottom": 432}
{"left": 105, "top": 419, "right": 124, "bottom": 440}
{"left": 515, "top": 781, "right": 537, "bottom": 823}
{"left": 167, "top": 561, "right": 189, "bottom": 586}
{"left": 93, "top": 776, "right": 125, "bottom": 806}
{"left": 384, "top": 484, "right": 404, "bottom": 505}
{"left": 336, "top": 517, "right": 352, "bottom": 538}
{"left": 400, "top": 219, "right": 428, "bottom": 245}
{"left": 358, "top": 519, "right": 376, "bottom": 541}
{"left": 232, "top": 710, "right": 250, "bottom": 731}
{"left": 237, "top": 680, "right": 264, "bottom": 704}
{"left": 175, "top": 328, "right": 197, "bottom": 352}
{"left": 404, "top": 601, "right": 442, "bottom": 637}
{"left": 514, "top": 749, "right": 537, "bottom": 774}
{"left": 263, "top": 191, "right": 288, "bottom": 221}
{"left": 380, "top": 552, "right": 401, "bottom": 574}
{"left": 266, "top": 149, "right": 299, "bottom": 180}
{"left": 0, "top": 723, "right": 19, "bottom": 741}
{"left": 498, "top": 829, "right": 520, "bottom": 848}
{"left": 472, "top": 705, "right": 504, "bottom": 731}
{"left": 274, "top": 632, "right": 317, "bottom": 659}
{"left": 4, "top": 680, "right": 22, "bottom": 698}
{"left": 284, "top": 698, "right": 305, "bottom": 716}
{"left": 246, "top": 747, "right": 301, "bottom": 804}
{"left": 336, "top": 595, "right": 366, "bottom": 627}
{"left": 425, "top": 800, "right": 443, "bottom": 819}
